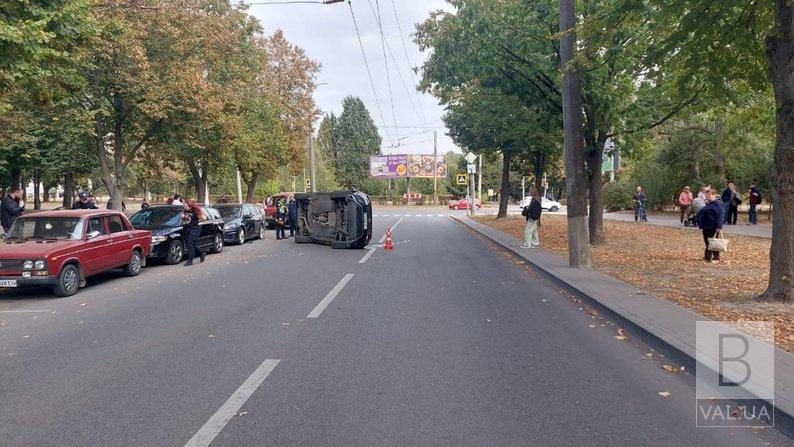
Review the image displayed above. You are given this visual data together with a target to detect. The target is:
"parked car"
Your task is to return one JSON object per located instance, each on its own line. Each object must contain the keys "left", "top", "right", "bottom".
{"left": 293, "top": 190, "right": 372, "bottom": 249}
{"left": 0, "top": 210, "right": 151, "bottom": 297}
{"left": 128, "top": 205, "right": 224, "bottom": 264}
{"left": 215, "top": 203, "right": 265, "bottom": 244}
{"left": 264, "top": 192, "right": 295, "bottom": 229}
{"left": 518, "top": 196, "right": 563, "bottom": 212}
{"left": 448, "top": 198, "right": 482, "bottom": 210}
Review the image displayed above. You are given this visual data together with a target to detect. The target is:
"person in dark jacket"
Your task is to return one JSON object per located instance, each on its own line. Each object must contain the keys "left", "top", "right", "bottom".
{"left": 520, "top": 189, "right": 542, "bottom": 248}
{"left": 747, "top": 182, "right": 761, "bottom": 225}
{"left": 72, "top": 191, "right": 97, "bottom": 209}
{"left": 697, "top": 188, "right": 725, "bottom": 262}
{"left": 633, "top": 186, "right": 647, "bottom": 222}
{"left": 287, "top": 196, "right": 297, "bottom": 238}
{"left": 1, "top": 186, "right": 25, "bottom": 233}
{"left": 721, "top": 182, "right": 735, "bottom": 224}
{"left": 182, "top": 198, "right": 206, "bottom": 266}
{"left": 275, "top": 199, "right": 287, "bottom": 240}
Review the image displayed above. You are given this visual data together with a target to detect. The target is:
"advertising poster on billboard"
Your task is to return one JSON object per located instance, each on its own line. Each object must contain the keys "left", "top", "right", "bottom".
{"left": 407, "top": 154, "right": 447, "bottom": 178}
{"left": 370, "top": 155, "right": 408, "bottom": 178}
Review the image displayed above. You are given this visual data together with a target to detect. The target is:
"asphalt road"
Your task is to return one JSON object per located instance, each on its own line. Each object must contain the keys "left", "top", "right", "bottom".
{"left": 0, "top": 207, "right": 789, "bottom": 446}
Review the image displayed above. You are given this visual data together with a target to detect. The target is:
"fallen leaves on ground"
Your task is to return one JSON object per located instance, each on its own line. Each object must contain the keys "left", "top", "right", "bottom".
{"left": 475, "top": 215, "right": 794, "bottom": 352}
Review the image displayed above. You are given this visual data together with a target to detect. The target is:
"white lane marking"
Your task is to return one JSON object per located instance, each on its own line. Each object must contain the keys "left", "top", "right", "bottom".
{"left": 377, "top": 216, "right": 405, "bottom": 243}
{"left": 437, "top": 214, "right": 446, "bottom": 217}
{"left": 307, "top": 274, "right": 354, "bottom": 318}
{"left": 184, "top": 359, "right": 281, "bottom": 447}
{"left": 0, "top": 310, "right": 52, "bottom": 313}
{"left": 358, "top": 247, "right": 377, "bottom": 264}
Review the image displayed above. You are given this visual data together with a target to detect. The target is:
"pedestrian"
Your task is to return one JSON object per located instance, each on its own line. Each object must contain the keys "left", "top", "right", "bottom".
{"left": 1, "top": 186, "right": 25, "bottom": 233}
{"left": 720, "top": 182, "right": 735, "bottom": 224}
{"left": 728, "top": 184, "right": 741, "bottom": 225}
{"left": 747, "top": 182, "right": 762, "bottom": 225}
{"left": 264, "top": 195, "right": 273, "bottom": 208}
{"left": 182, "top": 198, "right": 206, "bottom": 266}
{"left": 275, "top": 198, "right": 287, "bottom": 240}
{"left": 141, "top": 198, "right": 150, "bottom": 209}
{"left": 678, "top": 186, "right": 693, "bottom": 224}
{"left": 633, "top": 186, "right": 647, "bottom": 222}
{"left": 697, "top": 187, "right": 725, "bottom": 263}
{"left": 520, "top": 188, "right": 542, "bottom": 248}
{"left": 172, "top": 194, "right": 183, "bottom": 206}
{"left": 72, "top": 191, "right": 97, "bottom": 209}
{"left": 697, "top": 185, "right": 710, "bottom": 202}
{"left": 287, "top": 196, "right": 297, "bottom": 238}
{"left": 166, "top": 196, "right": 174, "bottom": 205}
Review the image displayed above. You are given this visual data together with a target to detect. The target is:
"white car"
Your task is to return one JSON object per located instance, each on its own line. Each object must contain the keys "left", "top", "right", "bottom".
{"left": 518, "top": 196, "right": 563, "bottom": 212}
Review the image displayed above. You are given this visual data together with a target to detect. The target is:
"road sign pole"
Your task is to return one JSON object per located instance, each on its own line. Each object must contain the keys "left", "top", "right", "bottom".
{"left": 236, "top": 168, "right": 243, "bottom": 204}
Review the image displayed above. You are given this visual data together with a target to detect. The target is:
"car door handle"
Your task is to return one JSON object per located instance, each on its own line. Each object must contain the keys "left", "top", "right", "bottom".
{"left": 107, "top": 239, "right": 114, "bottom": 243}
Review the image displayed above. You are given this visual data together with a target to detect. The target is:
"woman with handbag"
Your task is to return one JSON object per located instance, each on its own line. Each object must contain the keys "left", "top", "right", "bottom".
{"left": 697, "top": 188, "right": 726, "bottom": 263}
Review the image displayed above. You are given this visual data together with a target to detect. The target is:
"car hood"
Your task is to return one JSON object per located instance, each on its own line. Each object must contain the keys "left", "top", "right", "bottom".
{"left": 0, "top": 239, "right": 82, "bottom": 258}
{"left": 149, "top": 226, "right": 184, "bottom": 236}
{"left": 223, "top": 217, "right": 242, "bottom": 226}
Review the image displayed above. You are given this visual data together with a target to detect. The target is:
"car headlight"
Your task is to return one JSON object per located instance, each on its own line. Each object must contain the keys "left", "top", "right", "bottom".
{"left": 151, "top": 235, "right": 168, "bottom": 244}
{"left": 34, "top": 260, "right": 45, "bottom": 270}
{"left": 23, "top": 260, "right": 34, "bottom": 270}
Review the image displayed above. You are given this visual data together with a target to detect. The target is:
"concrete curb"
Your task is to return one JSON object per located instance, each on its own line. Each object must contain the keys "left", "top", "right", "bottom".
{"left": 453, "top": 215, "right": 794, "bottom": 439}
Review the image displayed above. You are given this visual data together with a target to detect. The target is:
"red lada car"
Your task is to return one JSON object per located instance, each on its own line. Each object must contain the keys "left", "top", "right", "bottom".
{"left": 0, "top": 210, "right": 151, "bottom": 297}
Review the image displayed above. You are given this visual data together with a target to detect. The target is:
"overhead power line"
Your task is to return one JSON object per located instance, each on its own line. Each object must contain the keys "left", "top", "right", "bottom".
{"left": 371, "top": 0, "right": 400, "bottom": 143}
{"left": 389, "top": 0, "right": 428, "bottom": 126}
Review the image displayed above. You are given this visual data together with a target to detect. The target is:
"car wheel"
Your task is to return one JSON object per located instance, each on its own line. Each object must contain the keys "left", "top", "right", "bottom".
{"left": 123, "top": 250, "right": 143, "bottom": 276}
{"left": 550, "top": 206, "right": 559, "bottom": 212}
{"left": 210, "top": 233, "right": 224, "bottom": 254}
{"left": 237, "top": 228, "right": 246, "bottom": 245}
{"left": 165, "top": 239, "right": 183, "bottom": 265}
{"left": 53, "top": 264, "right": 80, "bottom": 297}
{"left": 256, "top": 225, "right": 265, "bottom": 240}
{"left": 295, "top": 234, "right": 310, "bottom": 244}
{"left": 453, "top": 205, "right": 459, "bottom": 210}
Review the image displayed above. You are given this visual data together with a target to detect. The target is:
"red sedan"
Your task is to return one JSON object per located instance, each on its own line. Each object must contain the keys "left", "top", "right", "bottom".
{"left": 448, "top": 198, "right": 482, "bottom": 210}
{"left": 0, "top": 210, "right": 151, "bottom": 296}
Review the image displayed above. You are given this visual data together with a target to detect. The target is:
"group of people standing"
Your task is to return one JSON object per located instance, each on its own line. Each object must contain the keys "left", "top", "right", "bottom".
{"left": 677, "top": 182, "right": 762, "bottom": 227}
{"left": 265, "top": 195, "right": 297, "bottom": 240}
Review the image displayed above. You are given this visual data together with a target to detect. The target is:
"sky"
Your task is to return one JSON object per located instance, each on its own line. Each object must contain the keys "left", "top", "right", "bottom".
{"left": 248, "top": 0, "right": 458, "bottom": 155}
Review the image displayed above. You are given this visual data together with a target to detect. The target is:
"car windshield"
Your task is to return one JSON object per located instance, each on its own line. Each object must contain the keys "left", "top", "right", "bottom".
{"left": 216, "top": 206, "right": 241, "bottom": 219}
{"left": 129, "top": 208, "right": 183, "bottom": 229}
{"left": 7, "top": 217, "right": 83, "bottom": 240}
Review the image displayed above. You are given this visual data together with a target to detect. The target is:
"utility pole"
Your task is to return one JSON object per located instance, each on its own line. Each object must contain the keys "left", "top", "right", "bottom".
{"left": 433, "top": 130, "right": 438, "bottom": 205}
{"left": 236, "top": 168, "right": 243, "bottom": 204}
{"left": 309, "top": 136, "right": 317, "bottom": 192}
{"left": 521, "top": 176, "right": 526, "bottom": 201}
{"left": 477, "top": 154, "right": 482, "bottom": 202}
{"left": 559, "top": 0, "right": 591, "bottom": 268}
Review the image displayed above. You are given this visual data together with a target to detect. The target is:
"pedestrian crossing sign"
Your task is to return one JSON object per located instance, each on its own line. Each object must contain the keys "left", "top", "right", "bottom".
{"left": 456, "top": 173, "right": 468, "bottom": 185}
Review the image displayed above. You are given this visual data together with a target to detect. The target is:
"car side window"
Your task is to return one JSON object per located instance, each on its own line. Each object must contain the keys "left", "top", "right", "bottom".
{"left": 88, "top": 217, "right": 108, "bottom": 236}
{"left": 107, "top": 215, "right": 126, "bottom": 233}
{"left": 244, "top": 205, "right": 253, "bottom": 216}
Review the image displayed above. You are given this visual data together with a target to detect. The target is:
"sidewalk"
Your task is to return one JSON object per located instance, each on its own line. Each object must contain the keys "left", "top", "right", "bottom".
{"left": 604, "top": 211, "right": 772, "bottom": 239}
{"left": 455, "top": 215, "right": 794, "bottom": 436}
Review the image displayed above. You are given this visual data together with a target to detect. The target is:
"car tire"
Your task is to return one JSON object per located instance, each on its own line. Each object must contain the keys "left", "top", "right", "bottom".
{"left": 331, "top": 240, "right": 349, "bottom": 249}
{"left": 210, "top": 233, "right": 224, "bottom": 254}
{"left": 123, "top": 250, "right": 143, "bottom": 276}
{"left": 256, "top": 225, "right": 265, "bottom": 240}
{"left": 164, "top": 239, "right": 183, "bottom": 265}
{"left": 295, "top": 234, "right": 310, "bottom": 244}
{"left": 550, "top": 206, "right": 559, "bottom": 212}
{"left": 53, "top": 264, "right": 80, "bottom": 297}
{"left": 237, "top": 228, "right": 246, "bottom": 245}
{"left": 453, "top": 205, "right": 459, "bottom": 210}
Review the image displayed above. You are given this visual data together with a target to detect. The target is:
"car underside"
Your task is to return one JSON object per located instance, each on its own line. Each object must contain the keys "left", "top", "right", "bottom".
{"left": 294, "top": 191, "right": 372, "bottom": 249}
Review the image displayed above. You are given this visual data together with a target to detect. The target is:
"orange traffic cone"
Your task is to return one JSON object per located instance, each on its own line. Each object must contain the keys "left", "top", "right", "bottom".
{"left": 384, "top": 225, "right": 394, "bottom": 250}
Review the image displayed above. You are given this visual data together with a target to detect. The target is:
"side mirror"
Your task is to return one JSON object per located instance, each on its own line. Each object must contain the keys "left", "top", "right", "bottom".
{"left": 86, "top": 230, "right": 101, "bottom": 239}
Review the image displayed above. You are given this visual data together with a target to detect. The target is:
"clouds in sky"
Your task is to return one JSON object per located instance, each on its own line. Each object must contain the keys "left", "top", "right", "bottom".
{"left": 248, "top": 0, "right": 459, "bottom": 155}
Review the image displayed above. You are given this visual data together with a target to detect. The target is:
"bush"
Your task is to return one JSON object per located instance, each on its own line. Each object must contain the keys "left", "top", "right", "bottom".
{"left": 602, "top": 180, "right": 634, "bottom": 211}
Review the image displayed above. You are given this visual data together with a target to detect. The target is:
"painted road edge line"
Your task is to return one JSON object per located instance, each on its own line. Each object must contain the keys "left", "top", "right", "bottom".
{"left": 184, "top": 358, "right": 281, "bottom": 447}
{"left": 307, "top": 274, "right": 354, "bottom": 319}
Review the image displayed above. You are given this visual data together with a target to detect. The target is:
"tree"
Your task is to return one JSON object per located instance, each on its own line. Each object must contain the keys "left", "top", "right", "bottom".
{"left": 333, "top": 96, "right": 382, "bottom": 189}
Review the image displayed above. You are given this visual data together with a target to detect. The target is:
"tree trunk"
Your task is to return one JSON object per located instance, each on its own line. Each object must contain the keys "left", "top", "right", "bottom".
{"left": 585, "top": 141, "right": 605, "bottom": 244}
{"left": 559, "top": 0, "right": 591, "bottom": 267}
{"left": 533, "top": 152, "right": 545, "bottom": 193}
{"left": 42, "top": 182, "right": 56, "bottom": 202}
{"left": 9, "top": 167, "right": 21, "bottom": 189}
{"left": 63, "top": 172, "right": 74, "bottom": 208}
{"left": 497, "top": 151, "right": 512, "bottom": 218}
{"left": 760, "top": 1, "right": 794, "bottom": 303}
{"left": 245, "top": 173, "right": 259, "bottom": 203}
{"left": 33, "top": 169, "right": 41, "bottom": 210}
{"left": 713, "top": 119, "right": 726, "bottom": 181}
{"left": 186, "top": 159, "right": 206, "bottom": 202}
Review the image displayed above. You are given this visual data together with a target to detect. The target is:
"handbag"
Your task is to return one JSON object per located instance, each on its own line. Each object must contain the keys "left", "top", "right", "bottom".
{"left": 708, "top": 231, "right": 729, "bottom": 252}
{"left": 276, "top": 218, "right": 285, "bottom": 226}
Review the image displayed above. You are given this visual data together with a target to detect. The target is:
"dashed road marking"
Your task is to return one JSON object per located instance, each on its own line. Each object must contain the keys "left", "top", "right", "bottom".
{"left": 307, "top": 274, "right": 354, "bottom": 318}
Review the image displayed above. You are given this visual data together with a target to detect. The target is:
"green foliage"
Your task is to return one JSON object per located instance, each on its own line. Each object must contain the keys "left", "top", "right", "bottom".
{"left": 333, "top": 96, "right": 382, "bottom": 189}
{"left": 602, "top": 180, "right": 635, "bottom": 211}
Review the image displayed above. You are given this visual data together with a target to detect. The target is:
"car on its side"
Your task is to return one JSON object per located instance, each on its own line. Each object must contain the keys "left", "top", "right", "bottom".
{"left": 293, "top": 190, "right": 372, "bottom": 249}
{"left": 128, "top": 205, "right": 225, "bottom": 264}
{"left": 448, "top": 198, "right": 482, "bottom": 210}
{"left": 0, "top": 210, "right": 151, "bottom": 297}
{"left": 215, "top": 203, "right": 266, "bottom": 245}
{"left": 518, "top": 196, "right": 563, "bottom": 212}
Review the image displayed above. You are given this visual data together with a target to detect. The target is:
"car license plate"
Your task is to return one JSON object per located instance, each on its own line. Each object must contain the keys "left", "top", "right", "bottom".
{"left": 0, "top": 279, "right": 18, "bottom": 288}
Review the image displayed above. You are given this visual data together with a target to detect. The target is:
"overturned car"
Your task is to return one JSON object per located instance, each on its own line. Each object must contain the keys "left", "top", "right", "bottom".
{"left": 294, "top": 190, "right": 372, "bottom": 249}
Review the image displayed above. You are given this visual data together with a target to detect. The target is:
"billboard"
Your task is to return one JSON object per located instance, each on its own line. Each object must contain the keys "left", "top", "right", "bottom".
{"left": 370, "top": 154, "right": 446, "bottom": 178}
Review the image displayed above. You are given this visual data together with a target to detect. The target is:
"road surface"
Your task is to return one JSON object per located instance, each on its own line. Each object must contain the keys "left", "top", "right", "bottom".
{"left": 0, "top": 207, "right": 788, "bottom": 446}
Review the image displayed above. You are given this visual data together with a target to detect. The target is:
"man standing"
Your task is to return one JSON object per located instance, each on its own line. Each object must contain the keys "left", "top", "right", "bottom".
{"left": 747, "top": 182, "right": 762, "bottom": 225}
{"left": 72, "top": 191, "right": 97, "bottom": 209}
{"left": 720, "top": 182, "right": 735, "bottom": 224}
{"left": 520, "top": 188, "right": 542, "bottom": 249}
{"left": 633, "top": 186, "right": 647, "bottom": 222}
{"left": 1, "top": 186, "right": 25, "bottom": 233}
{"left": 287, "top": 196, "right": 297, "bottom": 238}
